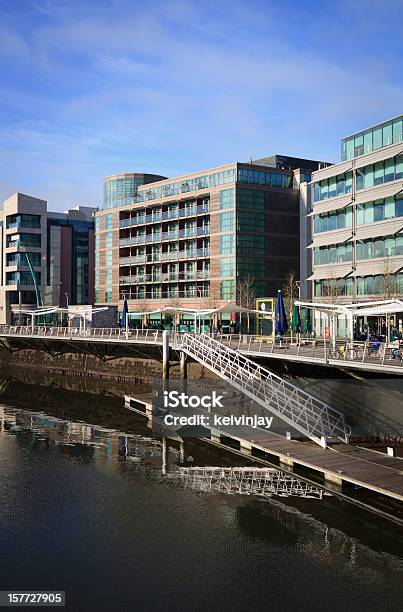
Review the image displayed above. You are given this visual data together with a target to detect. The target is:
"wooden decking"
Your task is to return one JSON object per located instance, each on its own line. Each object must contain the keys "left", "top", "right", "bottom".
{"left": 210, "top": 423, "right": 403, "bottom": 502}
{"left": 124, "top": 394, "right": 403, "bottom": 503}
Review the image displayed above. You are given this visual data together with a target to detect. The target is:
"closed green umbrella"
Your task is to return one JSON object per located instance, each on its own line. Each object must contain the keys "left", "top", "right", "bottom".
{"left": 292, "top": 304, "right": 301, "bottom": 334}
{"left": 302, "top": 307, "right": 311, "bottom": 334}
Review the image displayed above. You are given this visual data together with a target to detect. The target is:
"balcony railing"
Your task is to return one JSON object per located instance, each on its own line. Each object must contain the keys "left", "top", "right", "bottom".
{"left": 119, "top": 270, "right": 210, "bottom": 284}
{"left": 119, "top": 205, "right": 209, "bottom": 228}
{"left": 120, "top": 249, "right": 210, "bottom": 266}
{"left": 120, "top": 226, "right": 210, "bottom": 247}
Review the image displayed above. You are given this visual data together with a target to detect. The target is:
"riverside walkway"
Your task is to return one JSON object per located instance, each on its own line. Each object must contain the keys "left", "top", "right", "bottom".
{"left": 1, "top": 325, "right": 403, "bottom": 375}
{"left": 0, "top": 324, "right": 401, "bottom": 512}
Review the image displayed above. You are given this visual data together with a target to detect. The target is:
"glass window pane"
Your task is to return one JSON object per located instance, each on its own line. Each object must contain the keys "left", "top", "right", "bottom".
{"left": 393, "top": 119, "right": 403, "bottom": 144}
{"left": 346, "top": 207, "right": 353, "bottom": 228}
{"left": 374, "top": 238, "right": 384, "bottom": 257}
{"left": 345, "top": 171, "right": 353, "bottom": 193}
{"left": 356, "top": 168, "right": 364, "bottom": 191}
{"left": 364, "top": 202, "right": 374, "bottom": 224}
{"left": 373, "top": 127, "right": 382, "bottom": 150}
{"left": 328, "top": 213, "right": 337, "bottom": 231}
{"left": 396, "top": 198, "right": 403, "bottom": 217}
{"left": 356, "top": 204, "right": 365, "bottom": 225}
{"left": 364, "top": 165, "right": 374, "bottom": 189}
{"left": 374, "top": 200, "right": 384, "bottom": 222}
{"left": 328, "top": 177, "right": 336, "bottom": 198}
{"left": 354, "top": 134, "right": 364, "bottom": 157}
{"left": 345, "top": 138, "right": 354, "bottom": 160}
{"left": 356, "top": 241, "right": 364, "bottom": 259}
{"left": 374, "top": 161, "right": 384, "bottom": 185}
{"left": 384, "top": 158, "right": 395, "bottom": 182}
{"left": 396, "top": 155, "right": 403, "bottom": 179}
{"left": 396, "top": 235, "right": 403, "bottom": 256}
{"left": 320, "top": 180, "right": 328, "bottom": 200}
{"left": 363, "top": 131, "right": 372, "bottom": 155}
{"left": 383, "top": 123, "right": 393, "bottom": 147}
{"left": 337, "top": 209, "right": 346, "bottom": 229}
{"left": 385, "top": 237, "right": 394, "bottom": 257}
{"left": 384, "top": 197, "right": 395, "bottom": 218}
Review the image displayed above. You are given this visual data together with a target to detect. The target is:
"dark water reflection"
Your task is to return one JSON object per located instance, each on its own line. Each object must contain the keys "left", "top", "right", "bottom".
{"left": 0, "top": 377, "right": 403, "bottom": 611}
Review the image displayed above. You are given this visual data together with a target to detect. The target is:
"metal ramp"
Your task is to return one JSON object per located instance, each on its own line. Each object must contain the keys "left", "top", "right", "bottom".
{"left": 174, "top": 333, "right": 350, "bottom": 448}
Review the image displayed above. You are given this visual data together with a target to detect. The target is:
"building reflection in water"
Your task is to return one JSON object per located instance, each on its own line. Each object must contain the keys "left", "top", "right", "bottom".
{"left": 1, "top": 404, "right": 403, "bottom": 581}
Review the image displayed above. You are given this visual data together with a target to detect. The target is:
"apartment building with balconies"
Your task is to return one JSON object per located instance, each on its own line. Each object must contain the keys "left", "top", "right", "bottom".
{"left": 0, "top": 193, "right": 97, "bottom": 323}
{"left": 95, "top": 159, "right": 325, "bottom": 316}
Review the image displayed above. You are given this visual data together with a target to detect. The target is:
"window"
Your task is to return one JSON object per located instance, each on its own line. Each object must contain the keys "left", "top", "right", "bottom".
{"left": 220, "top": 212, "right": 234, "bottom": 232}
{"left": 220, "top": 280, "right": 235, "bottom": 300}
{"left": 104, "top": 290, "right": 113, "bottom": 303}
{"left": 237, "top": 235, "right": 265, "bottom": 255}
{"left": 6, "top": 233, "right": 41, "bottom": 248}
{"left": 356, "top": 155, "right": 402, "bottom": 191}
{"left": 236, "top": 188, "right": 265, "bottom": 209}
{"left": 313, "top": 206, "right": 353, "bottom": 233}
{"left": 373, "top": 200, "right": 384, "bottom": 222}
{"left": 314, "top": 242, "right": 353, "bottom": 265}
{"left": 313, "top": 171, "right": 353, "bottom": 202}
{"left": 356, "top": 197, "right": 401, "bottom": 225}
{"left": 220, "top": 189, "right": 234, "bottom": 209}
{"left": 236, "top": 211, "right": 264, "bottom": 232}
{"left": 220, "top": 234, "right": 234, "bottom": 254}
{"left": 237, "top": 168, "right": 291, "bottom": 189}
{"left": 105, "top": 213, "right": 113, "bottom": 229}
{"left": 357, "top": 234, "right": 403, "bottom": 260}
{"left": 374, "top": 161, "right": 384, "bottom": 185}
{"left": 314, "top": 278, "right": 353, "bottom": 297}
{"left": 105, "top": 231, "right": 113, "bottom": 248}
{"left": 341, "top": 118, "right": 403, "bottom": 161}
{"left": 220, "top": 257, "right": 234, "bottom": 277}
{"left": 6, "top": 214, "right": 41, "bottom": 229}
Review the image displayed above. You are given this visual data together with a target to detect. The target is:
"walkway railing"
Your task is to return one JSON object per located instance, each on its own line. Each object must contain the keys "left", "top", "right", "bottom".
{"left": 1, "top": 326, "right": 402, "bottom": 368}
{"left": 0, "top": 325, "right": 163, "bottom": 343}
{"left": 172, "top": 333, "right": 350, "bottom": 447}
{"left": 215, "top": 334, "right": 403, "bottom": 368}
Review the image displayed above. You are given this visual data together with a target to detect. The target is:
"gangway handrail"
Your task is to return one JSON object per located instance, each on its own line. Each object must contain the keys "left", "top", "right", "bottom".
{"left": 172, "top": 332, "right": 350, "bottom": 448}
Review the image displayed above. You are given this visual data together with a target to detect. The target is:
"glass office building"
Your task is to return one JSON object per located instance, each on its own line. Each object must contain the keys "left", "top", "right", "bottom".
{"left": 308, "top": 114, "right": 403, "bottom": 315}
{"left": 341, "top": 114, "right": 403, "bottom": 161}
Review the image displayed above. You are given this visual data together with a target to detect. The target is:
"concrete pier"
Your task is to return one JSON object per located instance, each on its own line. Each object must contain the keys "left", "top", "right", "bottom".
{"left": 162, "top": 330, "right": 170, "bottom": 380}
{"left": 180, "top": 351, "right": 187, "bottom": 379}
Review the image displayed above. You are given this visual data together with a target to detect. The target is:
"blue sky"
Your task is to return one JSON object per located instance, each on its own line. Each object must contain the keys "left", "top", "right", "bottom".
{"left": 0, "top": 0, "right": 402, "bottom": 210}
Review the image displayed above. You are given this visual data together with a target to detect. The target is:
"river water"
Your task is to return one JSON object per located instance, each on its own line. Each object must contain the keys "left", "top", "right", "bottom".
{"left": 0, "top": 374, "right": 403, "bottom": 612}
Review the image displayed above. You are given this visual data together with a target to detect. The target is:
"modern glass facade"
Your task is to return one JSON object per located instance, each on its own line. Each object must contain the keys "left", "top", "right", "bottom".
{"left": 310, "top": 114, "right": 403, "bottom": 303}
{"left": 47, "top": 217, "right": 94, "bottom": 305}
{"left": 102, "top": 173, "right": 167, "bottom": 210}
{"left": 341, "top": 114, "right": 403, "bottom": 161}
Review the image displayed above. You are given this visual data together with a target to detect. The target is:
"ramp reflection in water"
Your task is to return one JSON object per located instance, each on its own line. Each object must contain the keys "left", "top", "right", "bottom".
{"left": 165, "top": 466, "right": 327, "bottom": 499}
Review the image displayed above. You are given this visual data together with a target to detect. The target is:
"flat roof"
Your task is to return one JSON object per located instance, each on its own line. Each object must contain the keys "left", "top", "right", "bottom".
{"left": 342, "top": 113, "right": 403, "bottom": 141}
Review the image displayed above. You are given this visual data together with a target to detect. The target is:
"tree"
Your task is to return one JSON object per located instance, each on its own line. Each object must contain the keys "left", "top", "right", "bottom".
{"left": 236, "top": 275, "right": 256, "bottom": 332}
{"left": 321, "top": 276, "right": 344, "bottom": 304}
{"left": 382, "top": 256, "right": 398, "bottom": 299}
{"left": 282, "top": 271, "right": 299, "bottom": 338}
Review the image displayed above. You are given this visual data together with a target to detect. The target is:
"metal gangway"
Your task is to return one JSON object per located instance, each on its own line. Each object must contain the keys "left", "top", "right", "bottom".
{"left": 173, "top": 333, "right": 350, "bottom": 448}
{"left": 166, "top": 466, "right": 325, "bottom": 499}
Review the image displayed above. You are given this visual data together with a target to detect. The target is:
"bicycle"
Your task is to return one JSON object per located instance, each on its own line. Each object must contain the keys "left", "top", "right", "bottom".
{"left": 329, "top": 343, "right": 357, "bottom": 360}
